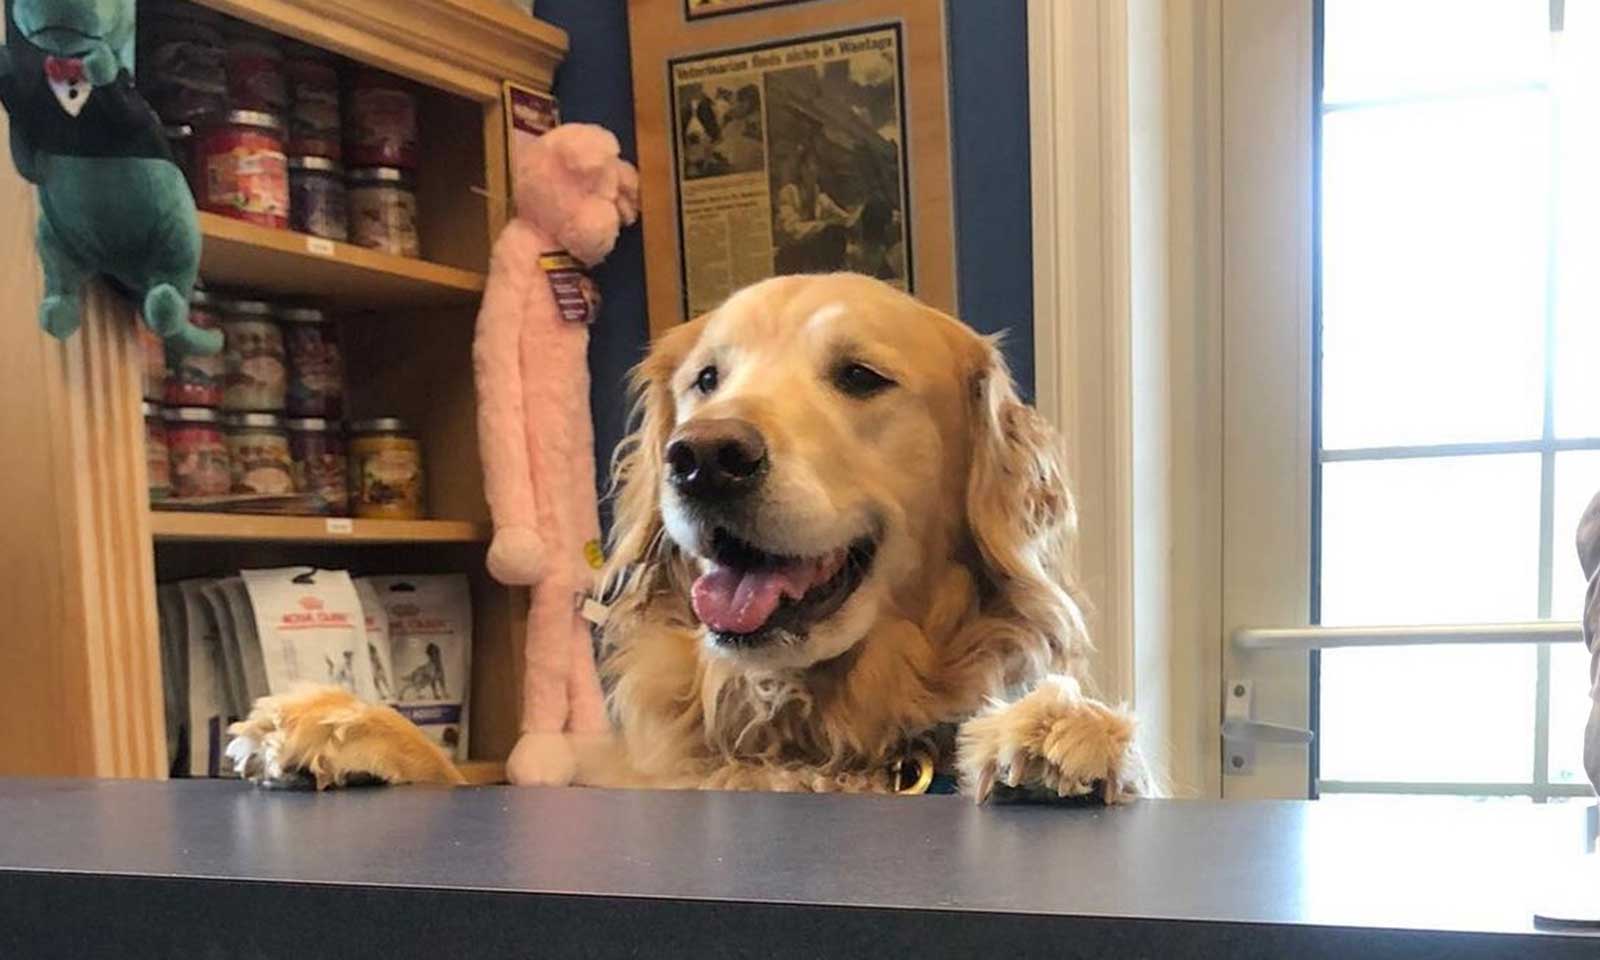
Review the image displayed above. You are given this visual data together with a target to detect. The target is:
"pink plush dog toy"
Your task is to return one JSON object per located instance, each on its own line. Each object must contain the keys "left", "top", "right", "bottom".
{"left": 473, "top": 123, "right": 639, "bottom": 785}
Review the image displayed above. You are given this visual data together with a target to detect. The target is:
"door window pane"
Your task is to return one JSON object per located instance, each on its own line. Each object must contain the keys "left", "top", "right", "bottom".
{"left": 1320, "top": 644, "right": 1536, "bottom": 783}
{"left": 1321, "top": 96, "right": 1548, "bottom": 449}
{"left": 1324, "top": 0, "right": 1550, "bottom": 105}
{"left": 1552, "top": 9, "right": 1600, "bottom": 438}
{"left": 1551, "top": 450, "right": 1600, "bottom": 621}
{"left": 1548, "top": 641, "right": 1593, "bottom": 785}
{"left": 1321, "top": 455, "right": 1540, "bottom": 626}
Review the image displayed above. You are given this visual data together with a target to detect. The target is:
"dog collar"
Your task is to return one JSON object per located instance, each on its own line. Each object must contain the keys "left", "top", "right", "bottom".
{"left": 889, "top": 722, "right": 962, "bottom": 795}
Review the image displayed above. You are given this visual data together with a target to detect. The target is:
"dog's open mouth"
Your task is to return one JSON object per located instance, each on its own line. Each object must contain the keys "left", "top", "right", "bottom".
{"left": 690, "top": 528, "right": 877, "bottom": 647}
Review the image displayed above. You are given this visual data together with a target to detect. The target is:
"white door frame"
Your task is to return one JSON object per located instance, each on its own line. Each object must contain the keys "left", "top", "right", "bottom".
{"left": 1215, "top": 0, "right": 1318, "bottom": 799}
{"left": 1028, "top": 0, "right": 1227, "bottom": 798}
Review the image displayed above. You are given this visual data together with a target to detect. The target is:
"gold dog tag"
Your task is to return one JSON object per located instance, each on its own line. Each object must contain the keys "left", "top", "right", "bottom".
{"left": 891, "top": 749, "right": 936, "bottom": 795}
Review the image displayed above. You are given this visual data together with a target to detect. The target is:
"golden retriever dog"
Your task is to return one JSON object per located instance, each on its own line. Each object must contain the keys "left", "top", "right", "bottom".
{"left": 227, "top": 274, "right": 1147, "bottom": 801}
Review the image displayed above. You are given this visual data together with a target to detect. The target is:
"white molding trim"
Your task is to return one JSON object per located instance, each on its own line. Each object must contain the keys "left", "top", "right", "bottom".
{"left": 1029, "top": 0, "right": 1136, "bottom": 708}
{"left": 1030, "top": 0, "right": 1225, "bottom": 797}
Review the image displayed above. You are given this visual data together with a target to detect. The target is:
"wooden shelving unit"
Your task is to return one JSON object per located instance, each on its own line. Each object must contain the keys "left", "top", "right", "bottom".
{"left": 0, "top": 1, "right": 567, "bottom": 781}
{"left": 151, "top": 512, "right": 491, "bottom": 545}
{"left": 198, "top": 214, "right": 487, "bottom": 308}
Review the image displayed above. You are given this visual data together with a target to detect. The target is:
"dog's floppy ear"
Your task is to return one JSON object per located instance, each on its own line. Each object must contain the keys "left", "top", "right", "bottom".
{"left": 963, "top": 334, "right": 1091, "bottom": 672}
{"left": 602, "top": 317, "right": 705, "bottom": 594}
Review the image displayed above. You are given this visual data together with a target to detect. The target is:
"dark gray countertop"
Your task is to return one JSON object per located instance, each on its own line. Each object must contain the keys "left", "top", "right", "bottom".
{"left": 1, "top": 777, "right": 1597, "bottom": 958}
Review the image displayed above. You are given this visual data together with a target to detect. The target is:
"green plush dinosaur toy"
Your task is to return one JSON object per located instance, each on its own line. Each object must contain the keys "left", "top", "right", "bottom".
{"left": 0, "top": 0, "right": 220, "bottom": 355}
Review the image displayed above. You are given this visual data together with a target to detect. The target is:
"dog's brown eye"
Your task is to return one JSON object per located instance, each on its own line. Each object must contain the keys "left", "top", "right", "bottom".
{"left": 835, "top": 362, "right": 895, "bottom": 398}
{"left": 695, "top": 365, "right": 719, "bottom": 395}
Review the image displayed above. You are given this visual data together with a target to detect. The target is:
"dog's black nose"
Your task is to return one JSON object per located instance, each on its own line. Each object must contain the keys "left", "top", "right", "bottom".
{"left": 666, "top": 418, "right": 768, "bottom": 500}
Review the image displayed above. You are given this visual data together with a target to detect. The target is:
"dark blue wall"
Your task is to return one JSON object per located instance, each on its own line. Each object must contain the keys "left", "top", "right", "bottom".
{"left": 533, "top": 0, "right": 652, "bottom": 508}
{"left": 536, "top": 0, "right": 1034, "bottom": 493}
{"left": 945, "top": 1, "right": 1034, "bottom": 401}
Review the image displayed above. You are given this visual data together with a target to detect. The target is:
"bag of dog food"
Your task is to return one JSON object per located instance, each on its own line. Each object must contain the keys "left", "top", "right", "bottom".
{"left": 220, "top": 578, "right": 270, "bottom": 705}
{"left": 354, "top": 579, "right": 397, "bottom": 703}
{"left": 242, "top": 568, "right": 379, "bottom": 702}
{"left": 201, "top": 582, "right": 247, "bottom": 719}
{"left": 179, "top": 579, "right": 232, "bottom": 778}
{"left": 362, "top": 575, "right": 472, "bottom": 760}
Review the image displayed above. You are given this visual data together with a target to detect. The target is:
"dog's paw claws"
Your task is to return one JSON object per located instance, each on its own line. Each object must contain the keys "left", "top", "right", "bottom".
{"left": 957, "top": 676, "right": 1143, "bottom": 805}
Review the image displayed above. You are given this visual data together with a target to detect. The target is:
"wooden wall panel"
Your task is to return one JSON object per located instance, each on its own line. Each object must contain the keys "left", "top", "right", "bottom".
{"left": 0, "top": 131, "right": 164, "bottom": 778}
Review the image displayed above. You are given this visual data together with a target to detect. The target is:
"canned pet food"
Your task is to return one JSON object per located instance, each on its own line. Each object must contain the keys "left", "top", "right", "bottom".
{"left": 288, "top": 157, "right": 349, "bottom": 241}
{"left": 349, "top": 418, "right": 425, "bottom": 519}
{"left": 144, "top": 402, "right": 171, "bottom": 501}
{"left": 137, "top": 320, "right": 166, "bottom": 402}
{"left": 197, "top": 110, "right": 289, "bottom": 229}
{"left": 165, "top": 289, "right": 226, "bottom": 407}
{"left": 285, "top": 43, "right": 342, "bottom": 161}
{"left": 348, "top": 167, "right": 420, "bottom": 257}
{"left": 345, "top": 69, "right": 417, "bottom": 169}
{"left": 224, "top": 412, "right": 295, "bottom": 495}
{"left": 223, "top": 23, "right": 287, "bottom": 115}
{"left": 164, "top": 406, "right": 230, "bottom": 498}
{"left": 220, "top": 298, "right": 287, "bottom": 411}
{"left": 281, "top": 307, "right": 344, "bottom": 417}
{"left": 288, "top": 417, "right": 348, "bottom": 515}
{"left": 138, "top": 4, "right": 228, "bottom": 124}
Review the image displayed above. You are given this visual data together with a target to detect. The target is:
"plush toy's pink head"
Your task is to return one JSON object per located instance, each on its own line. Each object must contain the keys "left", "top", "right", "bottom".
{"left": 514, "top": 123, "right": 641, "bottom": 267}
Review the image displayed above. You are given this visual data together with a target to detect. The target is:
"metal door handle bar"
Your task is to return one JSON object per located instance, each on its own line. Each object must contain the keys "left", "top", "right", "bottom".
{"left": 1223, "top": 623, "right": 1583, "bottom": 772}
{"left": 1232, "top": 621, "right": 1582, "bottom": 653}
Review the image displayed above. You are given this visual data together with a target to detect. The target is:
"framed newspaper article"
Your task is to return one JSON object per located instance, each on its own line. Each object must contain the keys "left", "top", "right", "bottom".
{"left": 685, "top": 0, "right": 815, "bottom": 22}
{"left": 629, "top": 0, "right": 955, "bottom": 334}
{"left": 669, "top": 25, "right": 911, "bottom": 319}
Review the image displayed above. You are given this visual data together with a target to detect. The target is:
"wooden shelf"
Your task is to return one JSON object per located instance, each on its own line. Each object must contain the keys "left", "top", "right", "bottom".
{"left": 455, "top": 760, "right": 507, "bottom": 785}
{"left": 198, "top": 213, "right": 486, "bottom": 308}
{"left": 197, "top": 0, "right": 568, "bottom": 98}
{"left": 151, "top": 511, "right": 490, "bottom": 545}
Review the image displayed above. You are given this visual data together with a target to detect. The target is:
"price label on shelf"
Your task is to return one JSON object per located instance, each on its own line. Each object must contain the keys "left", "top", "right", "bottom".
{"left": 306, "top": 237, "right": 336, "bottom": 257}
{"left": 325, "top": 518, "right": 354, "bottom": 535}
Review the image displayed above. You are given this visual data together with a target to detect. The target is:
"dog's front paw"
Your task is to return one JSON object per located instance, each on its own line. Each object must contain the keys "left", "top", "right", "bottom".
{"left": 226, "top": 685, "right": 463, "bottom": 789}
{"left": 957, "top": 675, "right": 1141, "bottom": 805}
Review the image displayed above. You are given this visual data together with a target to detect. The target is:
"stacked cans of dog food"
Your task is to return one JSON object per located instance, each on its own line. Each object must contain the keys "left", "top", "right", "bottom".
{"left": 158, "top": 570, "right": 472, "bottom": 779}
{"left": 140, "top": 0, "right": 424, "bottom": 257}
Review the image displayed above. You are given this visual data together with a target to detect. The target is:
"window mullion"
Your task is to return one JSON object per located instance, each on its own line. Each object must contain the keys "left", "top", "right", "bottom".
{"left": 1532, "top": 64, "right": 1562, "bottom": 799}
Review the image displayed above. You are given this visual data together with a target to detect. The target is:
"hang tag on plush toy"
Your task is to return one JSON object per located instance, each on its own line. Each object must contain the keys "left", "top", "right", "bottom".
{"left": 539, "top": 251, "right": 601, "bottom": 325}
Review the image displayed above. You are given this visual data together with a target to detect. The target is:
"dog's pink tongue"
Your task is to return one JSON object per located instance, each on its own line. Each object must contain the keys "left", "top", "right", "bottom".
{"left": 692, "top": 563, "right": 815, "bottom": 634}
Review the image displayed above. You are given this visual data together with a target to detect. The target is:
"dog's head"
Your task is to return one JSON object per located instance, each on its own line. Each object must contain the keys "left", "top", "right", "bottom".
{"left": 606, "top": 274, "right": 1078, "bottom": 673}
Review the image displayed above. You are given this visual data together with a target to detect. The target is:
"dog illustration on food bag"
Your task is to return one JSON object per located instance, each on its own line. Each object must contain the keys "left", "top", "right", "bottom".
{"left": 397, "top": 641, "right": 447, "bottom": 701}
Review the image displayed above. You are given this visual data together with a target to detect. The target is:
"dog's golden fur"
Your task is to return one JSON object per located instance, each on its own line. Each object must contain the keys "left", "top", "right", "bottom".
{"left": 229, "top": 274, "right": 1145, "bottom": 800}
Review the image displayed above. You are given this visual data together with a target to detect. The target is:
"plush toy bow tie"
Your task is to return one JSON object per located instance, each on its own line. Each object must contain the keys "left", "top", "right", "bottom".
{"left": 44, "top": 56, "right": 86, "bottom": 84}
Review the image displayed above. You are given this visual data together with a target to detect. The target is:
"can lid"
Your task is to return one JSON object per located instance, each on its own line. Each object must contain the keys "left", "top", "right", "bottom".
{"left": 141, "top": 401, "right": 161, "bottom": 417}
{"left": 289, "top": 156, "right": 343, "bottom": 175}
{"left": 213, "top": 110, "right": 285, "bottom": 133}
{"left": 278, "top": 306, "right": 329, "bottom": 324}
{"left": 219, "top": 297, "right": 276, "bottom": 317}
{"left": 224, "top": 412, "right": 287, "bottom": 429}
{"left": 349, "top": 417, "right": 411, "bottom": 433}
{"left": 162, "top": 406, "right": 221, "bottom": 423}
{"left": 286, "top": 417, "right": 337, "bottom": 431}
{"left": 348, "top": 166, "right": 412, "bottom": 186}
